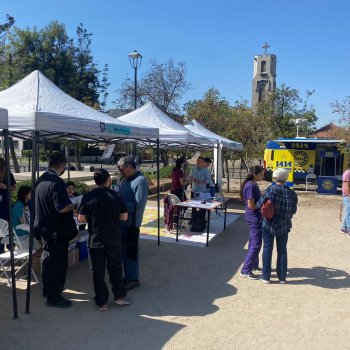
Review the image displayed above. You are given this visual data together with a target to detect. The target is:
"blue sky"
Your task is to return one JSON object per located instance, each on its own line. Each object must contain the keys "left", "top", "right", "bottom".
{"left": 2, "top": 0, "right": 350, "bottom": 127}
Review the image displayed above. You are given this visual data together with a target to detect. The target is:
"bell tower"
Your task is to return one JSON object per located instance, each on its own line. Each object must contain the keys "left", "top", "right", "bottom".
{"left": 252, "top": 42, "right": 277, "bottom": 109}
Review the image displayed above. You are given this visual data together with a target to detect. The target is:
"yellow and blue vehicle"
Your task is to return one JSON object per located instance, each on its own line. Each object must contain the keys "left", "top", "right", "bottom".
{"left": 264, "top": 138, "right": 348, "bottom": 188}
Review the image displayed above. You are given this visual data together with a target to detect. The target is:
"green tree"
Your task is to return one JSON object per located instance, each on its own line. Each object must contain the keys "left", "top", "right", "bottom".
{"left": 184, "top": 88, "right": 232, "bottom": 135}
{"left": 331, "top": 96, "right": 350, "bottom": 154}
{"left": 116, "top": 59, "right": 190, "bottom": 113}
{"left": 0, "top": 21, "right": 110, "bottom": 171}
{"left": 256, "top": 84, "right": 317, "bottom": 138}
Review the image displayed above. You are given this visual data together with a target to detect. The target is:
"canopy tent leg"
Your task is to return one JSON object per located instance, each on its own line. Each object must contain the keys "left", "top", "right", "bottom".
{"left": 214, "top": 143, "right": 223, "bottom": 194}
{"left": 156, "top": 139, "right": 160, "bottom": 246}
{"left": 4, "top": 128, "right": 18, "bottom": 319}
{"left": 182, "top": 143, "right": 188, "bottom": 201}
{"left": 25, "top": 130, "right": 39, "bottom": 314}
{"left": 65, "top": 142, "right": 70, "bottom": 181}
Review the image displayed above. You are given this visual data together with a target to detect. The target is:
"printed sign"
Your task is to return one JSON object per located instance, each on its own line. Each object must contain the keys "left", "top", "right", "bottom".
{"left": 101, "top": 144, "right": 115, "bottom": 159}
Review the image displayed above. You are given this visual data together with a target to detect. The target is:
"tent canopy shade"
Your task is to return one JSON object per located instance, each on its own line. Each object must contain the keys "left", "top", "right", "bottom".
{"left": 118, "top": 102, "right": 218, "bottom": 146}
{"left": 0, "top": 70, "right": 159, "bottom": 141}
{"left": 184, "top": 119, "right": 243, "bottom": 150}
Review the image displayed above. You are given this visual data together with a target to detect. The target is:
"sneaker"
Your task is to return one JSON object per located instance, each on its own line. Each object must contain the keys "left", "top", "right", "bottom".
{"left": 240, "top": 272, "right": 258, "bottom": 280}
{"left": 340, "top": 228, "right": 348, "bottom": 234}
{"left": 279, "top": 280, "right": 286, "bottom": 284}
{"left": 46, "top": 298, "right": 72, "bottom": 308}
{"left": 252, "top": 267, "right": 262, "bottom": 272}
{"left": 260, "top": 278, "right": 270, "bottom": 284}
{"left": 115, "top": 296, "right": 133, "bottom": 306}
{"left": 124, "top": 280, "right": 140, "bottom": 291}
{"left": 98, "top": 304, "right": 108, "bottom": 312}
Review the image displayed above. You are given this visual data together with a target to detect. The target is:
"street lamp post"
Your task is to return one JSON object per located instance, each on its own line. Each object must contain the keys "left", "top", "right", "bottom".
{"left": 128, "top": 50, "right": 142, "bottom": 110}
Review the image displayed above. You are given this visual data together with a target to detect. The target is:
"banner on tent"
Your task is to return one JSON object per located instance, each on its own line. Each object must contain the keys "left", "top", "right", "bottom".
{"left": 100, "top": 122, "right": 131, "bottom": 136}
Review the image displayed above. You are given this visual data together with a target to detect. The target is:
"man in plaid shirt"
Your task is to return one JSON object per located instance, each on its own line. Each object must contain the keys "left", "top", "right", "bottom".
{"left": 257, "top": 168, "right": 298, "bottom": 284}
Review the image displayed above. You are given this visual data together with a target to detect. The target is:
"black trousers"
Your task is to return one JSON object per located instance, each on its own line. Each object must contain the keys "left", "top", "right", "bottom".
{"left": 89, "top": 246, "right": 126, "bottom": 306}
{"left": 42, "top": 237, "right": 69, "bottom": 302}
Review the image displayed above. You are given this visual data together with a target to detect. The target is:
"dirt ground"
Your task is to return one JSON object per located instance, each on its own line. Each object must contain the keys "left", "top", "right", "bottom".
{"left": 0, "top": 190, "right": 349, "bottom": 350}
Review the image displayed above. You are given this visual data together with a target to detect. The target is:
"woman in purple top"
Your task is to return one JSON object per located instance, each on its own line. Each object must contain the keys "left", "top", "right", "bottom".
{"left": 239, "top": 165, "right": 265, "bottom": 279}
{"left": 170, "top": 157, "right": 187, "bottom": 201}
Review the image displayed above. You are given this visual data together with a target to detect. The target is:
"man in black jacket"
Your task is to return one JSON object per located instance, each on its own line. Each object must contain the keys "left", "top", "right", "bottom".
{"left": 34, "top": 153, "right": 77, "bottom": 308}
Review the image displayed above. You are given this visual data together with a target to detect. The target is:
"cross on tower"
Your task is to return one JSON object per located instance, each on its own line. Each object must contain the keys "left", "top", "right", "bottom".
{"left": 262, "top": 42, "right": 270, "bottom": 55}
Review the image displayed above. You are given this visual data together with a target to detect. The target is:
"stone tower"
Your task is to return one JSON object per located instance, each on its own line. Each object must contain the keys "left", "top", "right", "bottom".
{"left": 252, "top": 42, "right": 276, "bottom": 109}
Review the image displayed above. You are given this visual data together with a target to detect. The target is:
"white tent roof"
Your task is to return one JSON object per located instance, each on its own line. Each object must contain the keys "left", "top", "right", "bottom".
{"left": 118, "top": 102, "right": 216, "bottom": 146}
{"left": 185, "top": 119, "right": 243, "bottom": 150}
{"left": 0, "top": 70, "right": 158, "bottom": 140}
{"left": 0, "top": 108, "right": 8, "bottom": 129}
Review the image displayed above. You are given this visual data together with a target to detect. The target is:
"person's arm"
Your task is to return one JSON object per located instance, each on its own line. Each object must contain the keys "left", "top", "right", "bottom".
{"left": 119, "top": 196, "right": 128, "bottom": 222}
{"left": 77, "top": 194, "right": 88, "bottom": 223}
{"left": 205, "top": 168, "right": 212, "bottom": 185}
{"left": 77, "top": 213, "right": 87, "bottom": 223}
{"left": 134, "top": 178, "right": 149, "bottom": 228}
{"left": 247, "top": 198, "right": 256, "bottom": 210}
{"left": 120, "top": 212, "right": 128, "bottom": 221}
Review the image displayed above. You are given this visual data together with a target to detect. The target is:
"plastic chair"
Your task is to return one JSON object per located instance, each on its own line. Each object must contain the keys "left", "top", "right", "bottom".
{"left": 167, "top": 194, "right": 190, "bottom": 231}
{"left": 305, "top": 173, "right": 317, "bottom": 192}
{"left": 0, "top": 219, "right": 38, "bottom": 286}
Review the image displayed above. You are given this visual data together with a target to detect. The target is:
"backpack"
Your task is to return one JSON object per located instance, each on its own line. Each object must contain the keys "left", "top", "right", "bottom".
{"left": 261, "top": 199, "right": 275, "bottom": 220}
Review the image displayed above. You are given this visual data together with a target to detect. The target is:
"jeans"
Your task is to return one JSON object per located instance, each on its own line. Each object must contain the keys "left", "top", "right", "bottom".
{"left": 89, "top": 246, "right": 126, "bottom": 306}
{"left": 121, "top": 224, "right": 139, "bottom": 281}
{"left": 262, "top": 229, "right": 289, "bottom": 281}
{"left": 342, "top": 197, "right": 350, "bottom": 231}
{"left": 241, "top": 220, "right": 262, "bottom": 274}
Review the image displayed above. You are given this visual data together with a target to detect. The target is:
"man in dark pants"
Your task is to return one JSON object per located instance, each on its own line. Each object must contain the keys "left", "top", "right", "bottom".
{"left": 78, "top": 169, "right": 132, "bottom": 311}
{"left": 34, "top": 153, "right": 78, "bottom": 308}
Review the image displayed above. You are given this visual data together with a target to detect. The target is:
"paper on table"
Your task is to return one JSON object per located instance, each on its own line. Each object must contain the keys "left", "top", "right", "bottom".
{"left": 70, "top": 195, "right": 83, "bottom": 206}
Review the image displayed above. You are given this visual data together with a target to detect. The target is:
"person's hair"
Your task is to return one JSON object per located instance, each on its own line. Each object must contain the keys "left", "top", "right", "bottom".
{"left": 173, "top": 157, "right": 185, "bottom": 171}
{"left": 65, "top": 181, "right": 76, "bottom": 189}
{"left": 203, "top": 157, "right": 212, "bottom": 164}
{"left": 48, "top": 153, "right": 67, "bottom": 168}
{"left": 17, "top": 185, "right": 31, "bottom": 205}
{"left": 272, "top": 168, "right": 289, "bottom": 183}
{"left": 94, "top": 168, "right": 110, "bottom": 186}
{"left": 239, "top": 165, "right": 264, "bottom": 200}
{"left": 117, "top": 155, "right": 137, "bottom": 169}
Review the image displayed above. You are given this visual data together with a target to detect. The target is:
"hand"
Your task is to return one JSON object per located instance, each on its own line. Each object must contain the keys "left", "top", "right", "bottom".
{"left": 0, "top": 183, "right": 7, "bottom": 190}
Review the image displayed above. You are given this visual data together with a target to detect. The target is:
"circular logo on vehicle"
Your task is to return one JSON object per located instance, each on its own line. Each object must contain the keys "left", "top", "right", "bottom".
{"left": 294, "top": 151, "right": 308, "bottom": 167}
{"left": 322, "top": 180, "right": 334, "bottom": 191}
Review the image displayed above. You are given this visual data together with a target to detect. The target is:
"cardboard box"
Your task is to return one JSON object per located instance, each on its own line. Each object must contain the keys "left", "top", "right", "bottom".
{"left": 68, "top": 248, "right": 79, "bottom": 267}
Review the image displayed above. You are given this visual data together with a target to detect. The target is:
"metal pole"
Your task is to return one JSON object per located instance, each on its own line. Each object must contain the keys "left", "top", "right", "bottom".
{"left": 65, "top": 142, "right": 70, "bottom": 181}
{"left": 25, "top": 130, "right": 39, "bottom": 314}
{"left": 156, "top": 139, "right": 160, "bottom": 246}
{"left": 4, "top": 129, "right": 18, "bottom": 319}
{"left": 134, "top": 66, "right": 137, "bottom": 110}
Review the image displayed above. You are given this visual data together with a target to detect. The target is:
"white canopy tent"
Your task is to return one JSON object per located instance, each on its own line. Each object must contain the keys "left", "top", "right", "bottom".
{"left": 184, "top": 120, "right": 243, "bottom": 190}
{"left": 0, "top": 108, "right": 19, "bottom": 319}
{"left": 0, "top": 71, "right": 160, "bottom": 315}
{"left": 0, "top": 70, "right": 159, "bottom": 141}
{"left": 118, "top": 101, "right": 217, "bottom": 147}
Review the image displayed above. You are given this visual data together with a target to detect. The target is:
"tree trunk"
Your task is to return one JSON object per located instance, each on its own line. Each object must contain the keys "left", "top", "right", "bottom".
{"left": 9, "top": 137, "right": 20, "bottom": 173}
{"left": 75, "top": 142, "right": 82, "bottom": 171}
{"left": 160, "top": 149, "right": 168, "bottom": 167}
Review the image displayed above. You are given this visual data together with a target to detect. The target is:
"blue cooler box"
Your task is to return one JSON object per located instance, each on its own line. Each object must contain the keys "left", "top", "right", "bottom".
{"left": 78, "top": 231, "right": 89, "bottom": 260}
{"left": 317, "top": 176, "right": 337, "bottom": 194}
